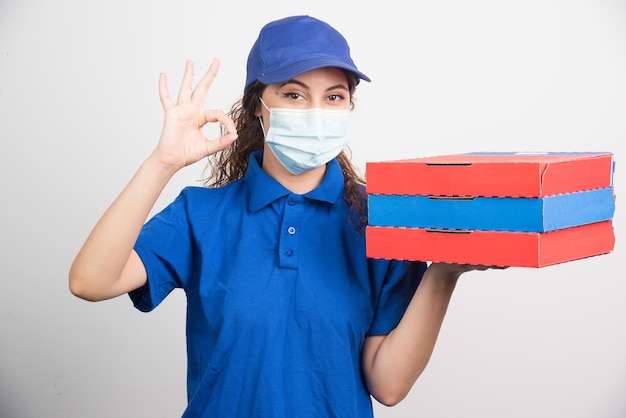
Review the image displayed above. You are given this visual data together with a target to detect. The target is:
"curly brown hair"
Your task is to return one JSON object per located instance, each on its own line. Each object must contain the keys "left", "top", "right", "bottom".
{"left": 203, "top": 71, "right": 368, "bottom": 229}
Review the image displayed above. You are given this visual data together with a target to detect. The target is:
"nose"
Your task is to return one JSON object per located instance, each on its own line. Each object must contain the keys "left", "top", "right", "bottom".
{"left": 308, "top": 98, "right": 324, "bottom": 109}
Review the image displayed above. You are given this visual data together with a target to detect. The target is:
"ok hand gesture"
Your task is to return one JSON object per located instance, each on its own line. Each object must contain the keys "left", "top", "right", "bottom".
{"left": 154, "top": 59, "right": 238, "bottom": 170}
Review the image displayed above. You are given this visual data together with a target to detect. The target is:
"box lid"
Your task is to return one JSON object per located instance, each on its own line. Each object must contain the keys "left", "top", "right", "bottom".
{"left": 365, "top": 152, "right": 614, "bottom": 197}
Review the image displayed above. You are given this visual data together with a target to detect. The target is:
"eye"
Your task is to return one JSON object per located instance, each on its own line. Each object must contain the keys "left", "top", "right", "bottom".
{"left": 282, "top": 92, "right": 302, "bottom": 100}
{"left": 327, "top": 94, "right": 346, "bottom": 102}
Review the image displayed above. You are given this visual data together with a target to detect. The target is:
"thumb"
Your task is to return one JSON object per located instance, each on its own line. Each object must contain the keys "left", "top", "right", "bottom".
{"left": 202, "top": 131, "right": 238, "bottom": 157}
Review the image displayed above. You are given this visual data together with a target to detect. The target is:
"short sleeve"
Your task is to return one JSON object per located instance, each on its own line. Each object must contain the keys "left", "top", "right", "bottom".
{"left": 129, "top": 189, "right": 195, "bottom": 312}
{"left": 367, "top": 259, "right": 427, "bottom": 336}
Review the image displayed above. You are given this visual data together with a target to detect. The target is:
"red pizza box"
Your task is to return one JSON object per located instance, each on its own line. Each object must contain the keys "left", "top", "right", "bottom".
{"left": 365, "top": 220, "right": 615, "bottom": 268}
{"left": 365, "top": 152, "right": 614, "bottom": 197}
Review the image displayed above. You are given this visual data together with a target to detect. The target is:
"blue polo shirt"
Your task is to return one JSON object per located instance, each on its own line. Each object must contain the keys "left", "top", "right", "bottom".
{"left": 130, "top": 151, "right": 425, "bottom": 417}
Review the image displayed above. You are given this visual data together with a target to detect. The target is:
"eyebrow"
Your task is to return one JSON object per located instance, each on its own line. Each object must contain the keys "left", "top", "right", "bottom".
{"left": 278, "top": 78, "right": 349, "bottom": 92}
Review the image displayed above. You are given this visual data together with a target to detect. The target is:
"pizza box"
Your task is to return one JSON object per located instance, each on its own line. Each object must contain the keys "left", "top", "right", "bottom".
{"left": 367, "top": 187, "right": 615, "bottom": 233}
{"left": 365, "top": 220, "right": 615, "bottom": 268}
{"left": 366, "top": 152, "right": 614, "bottom": 197}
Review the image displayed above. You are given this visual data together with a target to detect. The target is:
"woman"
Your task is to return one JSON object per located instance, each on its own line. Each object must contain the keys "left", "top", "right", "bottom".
{"left": 69, "top": 15, "right": 487, "bottom": 417}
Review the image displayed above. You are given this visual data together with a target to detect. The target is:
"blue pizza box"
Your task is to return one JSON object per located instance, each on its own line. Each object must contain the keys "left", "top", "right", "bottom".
{"left": 368, "top": 187, "right": 615, "bottom": 233}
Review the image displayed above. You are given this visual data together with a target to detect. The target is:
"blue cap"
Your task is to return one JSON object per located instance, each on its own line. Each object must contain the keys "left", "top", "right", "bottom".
{"left": 245, "top": 15, "right": 371, "bottom": 90}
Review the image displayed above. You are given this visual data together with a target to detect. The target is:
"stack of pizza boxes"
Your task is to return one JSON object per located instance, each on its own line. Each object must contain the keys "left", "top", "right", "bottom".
{"left": 365, "top": 152, "right": 616, "bottom": 267}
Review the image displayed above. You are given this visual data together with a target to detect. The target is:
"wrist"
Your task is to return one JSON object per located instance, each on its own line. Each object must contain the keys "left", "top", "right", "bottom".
{"left": 145, "top": 150, "right": 184, "bottom": 177}
{"left": 136, "top": 152, "right": 181, "bottom": 187}
{"left": 423, "top": 262, "right": 499, "bottom": 291}
{"left": 424, "top": 263, "right": 463, "bottom": 285}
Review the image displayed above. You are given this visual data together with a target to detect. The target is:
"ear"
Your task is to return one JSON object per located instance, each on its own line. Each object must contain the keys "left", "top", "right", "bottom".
{"left": 254, "top": 95, "right": 265, "bottom": 118}
{"left": 255, "top": 92, "right": 269, "bottom": 118}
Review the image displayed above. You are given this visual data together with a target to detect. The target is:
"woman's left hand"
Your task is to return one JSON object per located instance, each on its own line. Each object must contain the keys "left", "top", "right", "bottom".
{"left": 427, "top": 262, "right": 508, "bottom": 279}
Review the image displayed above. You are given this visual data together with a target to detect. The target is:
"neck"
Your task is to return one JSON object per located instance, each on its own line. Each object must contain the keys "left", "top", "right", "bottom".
{"left": 262, "top": 145, "right": 326, "bottom": 194}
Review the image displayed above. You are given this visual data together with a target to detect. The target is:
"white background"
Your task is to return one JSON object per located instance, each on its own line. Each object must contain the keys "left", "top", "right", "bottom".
{"left": 1, "top": 0, "right": 625, "bottom": 417}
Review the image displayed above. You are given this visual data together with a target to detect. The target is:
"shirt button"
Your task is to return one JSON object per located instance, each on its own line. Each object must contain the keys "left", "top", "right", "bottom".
{"left": 288, "top": 199, "right": 296, "bottom": 206}
{"left": 287, "top": 226, "right": 296, "bottom": 235}
{"left": 286, "top": 250, "right": 293, "bottom": 257}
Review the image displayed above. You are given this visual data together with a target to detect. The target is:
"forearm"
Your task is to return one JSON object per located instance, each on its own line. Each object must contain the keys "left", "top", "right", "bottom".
{"left": 69, "top": 154, "right": 178, "bottom": 301}
{"left": 363, "top": 263, "right": 460, "bottom": 405}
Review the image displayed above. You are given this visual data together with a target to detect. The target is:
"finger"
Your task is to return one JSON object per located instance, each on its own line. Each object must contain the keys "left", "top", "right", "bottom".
{"left": 191, "top": 58, "right": 220, "bottom": 105}
{"left": 205, "top": 131, "right": 239, "bottom": 156}
{"left": 158, "top": 73, "right": 174, "bottom": 110}
{"left": 202, "top": 109, "right": 237, "bottom": 136}
{"left": 200, "top": 109, "right": 238, "bottom": 155}
{"left": 176, "top": 60, "right": 195, "bottom": 103}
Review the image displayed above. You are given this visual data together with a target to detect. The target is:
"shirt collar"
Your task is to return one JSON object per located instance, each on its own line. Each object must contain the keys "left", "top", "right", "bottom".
{"left": 246, "top": 151, "right": 345, "bottom": 212}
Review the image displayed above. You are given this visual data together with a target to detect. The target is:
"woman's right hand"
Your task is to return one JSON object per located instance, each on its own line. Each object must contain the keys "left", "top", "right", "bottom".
{"left": 69, "top": 59, "right": 238, "bottom": 301}
{"left": 153, "top": 59, "right": 238, "bottom": 170}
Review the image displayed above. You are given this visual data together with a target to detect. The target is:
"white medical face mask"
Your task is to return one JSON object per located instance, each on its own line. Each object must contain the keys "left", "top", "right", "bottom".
{"left": 259, "top": 98, "right": 350, "bottom": 175}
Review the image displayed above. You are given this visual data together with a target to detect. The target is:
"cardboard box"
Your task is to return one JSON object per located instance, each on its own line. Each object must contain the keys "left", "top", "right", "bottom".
{"left": 365, "top": 221, "right": 615, "bottom": 268}
{"left": 368, "top": 187, "right": 615, "bottom": 232}
{"left": 366, "top": 152, "right": 614, "bottom": 197}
